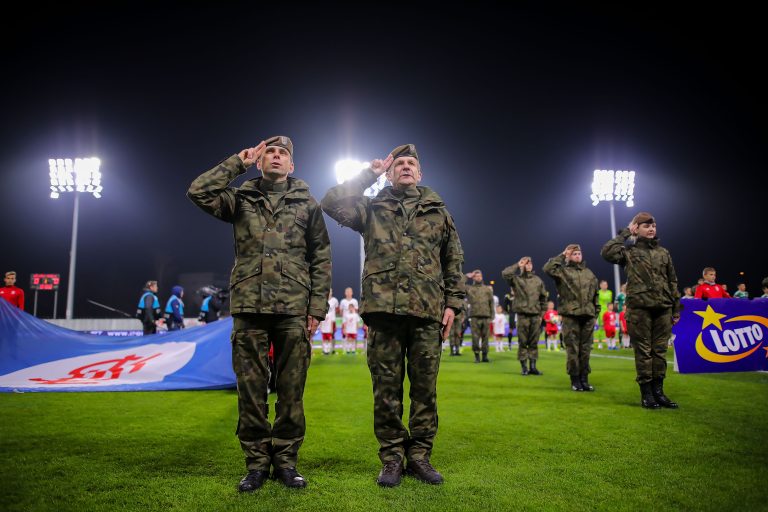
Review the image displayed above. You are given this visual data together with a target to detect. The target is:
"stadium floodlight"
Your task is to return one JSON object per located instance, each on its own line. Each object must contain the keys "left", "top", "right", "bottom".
{"left": 49, "top": 158, "right": 103, "bottom": 199}
{"left": 334, "top": 158, "right": 389, "bottom": 284}
{"left": 591, "top": 169, "right": 636, "bottom": 296}
{"left": 48, "top": 157, "right": 103, "bottom": 319}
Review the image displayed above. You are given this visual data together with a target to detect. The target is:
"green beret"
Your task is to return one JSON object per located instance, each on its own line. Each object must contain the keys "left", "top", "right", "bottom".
{"left": 265, "top": 135, "right": 293, "bottom": 156}
{"left": 390, "top": 144, "right": 419, "bottom": 161}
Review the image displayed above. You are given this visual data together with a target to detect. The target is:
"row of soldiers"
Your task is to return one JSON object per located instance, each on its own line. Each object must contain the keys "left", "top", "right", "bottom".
{"left": 185, "top": 136, "right": 680, "bottom": 493}
{"left": 457, "top": 213, "right": 680, "bottom": 407}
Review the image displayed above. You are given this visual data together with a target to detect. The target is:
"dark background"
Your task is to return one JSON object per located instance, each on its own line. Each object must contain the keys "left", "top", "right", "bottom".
{"left": 2, "top": 4, "right": 765, "bottom": 317}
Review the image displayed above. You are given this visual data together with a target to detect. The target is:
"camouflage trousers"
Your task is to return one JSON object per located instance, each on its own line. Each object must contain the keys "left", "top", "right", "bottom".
{"left": 562, "top": 315, "right": 594, "bottom": 376}
{"left": 365, "top": 313, "right": 442, "bottom": 463}
{"left": 626, "top": 307, "right": 672, "bottom": 384}
{"left": 516, "top": 313, "right": 541, "bottom": 361}
{"left": 450, "top": 318, "right": 464, "bottom": 351}
{"left": 231, "top": 314, "right": 311, "bottom": 471}
{"left": 471, "top": 317, "right": 490, "bottom": 355}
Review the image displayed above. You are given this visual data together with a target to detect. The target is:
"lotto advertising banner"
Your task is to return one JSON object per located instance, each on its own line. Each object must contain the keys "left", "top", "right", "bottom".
{"left": 0, "top": 300, "right": 236, "bottom": 392}
{"left": 673, "top": 298, "right": 768, "bottom": 373}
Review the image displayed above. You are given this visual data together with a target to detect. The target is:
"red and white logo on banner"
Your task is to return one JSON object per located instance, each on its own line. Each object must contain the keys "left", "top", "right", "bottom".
{"left": 0, "top": 342, "right": 195, "bottom": 388}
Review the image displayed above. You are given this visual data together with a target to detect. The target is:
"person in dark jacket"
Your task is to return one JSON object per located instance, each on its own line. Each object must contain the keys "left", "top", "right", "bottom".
{"left": 165, "top": 285, "right": 185, "bottom": 331}
{"left": 136, "top": 280, "right": 163, "bottom": 335}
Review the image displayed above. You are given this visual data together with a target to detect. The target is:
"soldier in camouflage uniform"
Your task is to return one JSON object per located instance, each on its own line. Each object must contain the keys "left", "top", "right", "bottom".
{"left": 502, "top": 257, "right": 548, "bottom": 375}
{"left": 465, "top": 270, "right": 494, "bottom": 362}
{"left": 321, "top": 144, "right": 464, "bottom": 488}
{"left": 503, "top": 289, "right": 516, "bottom": 350}
{"left": 543, "top": 244, "right": 599, "bottom": 391}
{"left": 187, "top": 137, "right": 331, "bottom": 491}
{"left": 449, "top": 301, "right": 466, "bottom": 356}
{"left": 601, "top": 212, "right": 680, "bottom": 409}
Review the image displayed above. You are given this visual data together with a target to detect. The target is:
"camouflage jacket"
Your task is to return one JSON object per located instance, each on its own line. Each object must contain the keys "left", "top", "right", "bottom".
{"left": 542, "top": 254, "right": 599, "bottom": 317}
{"left": 466, "top": 281, "right": 494, "bottom": 318}
{"left": 501, "top": 264, "right": 548, "bottom": 315}
{"left": 601, "top": 228, "right": 680, "bottom": 313}
{"left": 187, "top": 155, "right": 331, "bottom": 319}
{"left": 321, "top": 168, "right": 465, "bottom": 323}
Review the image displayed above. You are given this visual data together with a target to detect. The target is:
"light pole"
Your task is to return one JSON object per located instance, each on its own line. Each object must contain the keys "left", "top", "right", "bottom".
{"left": 49, "top": 157, "right": 102, "bottom": 319}
{"left": 334, "top": 159, "right": 386, "bottom": 284}
{"left": 590, "top": 169, "right": 635, "bottom": 297}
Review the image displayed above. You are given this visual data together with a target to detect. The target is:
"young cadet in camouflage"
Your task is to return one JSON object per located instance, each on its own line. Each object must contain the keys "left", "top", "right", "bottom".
{"left": 449, "top": 301, "right": 466, "bottom": 356}
{"left": 543, "top": 244, "right": 600, "bottom": 391}
{"left": 601, "top": 212, "right": 681, "bottom": 409}
{"left": 187, "top": 137, "right": 331, "bottom": 491}
{"left": 502, "top": 257, "right": 548, "bottom": 375}
{"left": 321, "top": 144, "right": 464, "bottom": 488}
{"left": 465, "top": 269, "right": 494, "bottom": 362}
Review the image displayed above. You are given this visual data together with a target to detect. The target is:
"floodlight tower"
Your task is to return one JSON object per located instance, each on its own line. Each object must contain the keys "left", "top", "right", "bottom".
{"left": 590, "top": 169, "right": 635, "bottom": 297}
{"left": 49, "top": 157, "right": 103, "bottom": 319}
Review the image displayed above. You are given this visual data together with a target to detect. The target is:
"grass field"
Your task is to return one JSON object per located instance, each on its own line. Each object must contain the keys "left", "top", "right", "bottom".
{"left": 2, "top": 343, "right": 767, "bottom": 511}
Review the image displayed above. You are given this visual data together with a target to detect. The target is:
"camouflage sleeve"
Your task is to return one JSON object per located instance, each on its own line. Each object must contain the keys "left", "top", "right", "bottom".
{"left": 501, "top": 264, "right": 521, "bottom": 287}
{"left": 539, "top": 280, "right": 548, "bottom": 313}
{"left": 306, "top": 199, "right": 333, "bottom": 320}
{"left": 441, "top": 213, "right": 466, "bottom": 312}
{"left": 592, "top": 275, "right": 601, "bottom": 314}
{"left": 542, "top": 254, "right": 566, "bottom": 281}
{"left": 186, "top": 155, "right": 247, "bottom": 223}
{"left": 487, "top": 288, "right": 494, "bottom": 317}
{"left": 666, "top": 250, "right": 682, "bottom": 315}
{"left": 601, "top": 228, "right": 630, "bottom": 265}
{"left": 320, "top": 167, "right": 378, "bottom": 233}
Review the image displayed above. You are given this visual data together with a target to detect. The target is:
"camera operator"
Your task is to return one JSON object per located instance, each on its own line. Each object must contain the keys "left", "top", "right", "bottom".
{"left": 198, "top": 286, "right": 226, "bottom": 324}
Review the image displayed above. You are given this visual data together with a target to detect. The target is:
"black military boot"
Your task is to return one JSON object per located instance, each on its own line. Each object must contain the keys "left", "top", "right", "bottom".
{"left": 474, "top": 352, "right": 480, "bottom": 363}
{"left": 580, "top": 372, "right": 594, "bottom": 391}
{"left": 481, "top": 353, "right": 490, "bottom": 363}
{"left": 520, "top": 360, "right": 529, "bottom": 375}
{"left": 272, "top": 467, "right": 307, "bottom": 488}
{"left": 377, "top": 459, "right": 404, "bottom": 487}
{"left": 652, "top": 378, "right": 678, "bottom": 408}
{"left": 406, "top": 459, "right": 444, "bottom": 485}
{"left": 570, "top": 375, "right": 584, "bottom": 391}
{"left": 528, "top": 359, "right": 542, "bottom": 375}
{"left": 238, "top": 469, "right": 269, "bottom": 492}
{"left": 639, "top": 382, "right": 660, "bottom": 409}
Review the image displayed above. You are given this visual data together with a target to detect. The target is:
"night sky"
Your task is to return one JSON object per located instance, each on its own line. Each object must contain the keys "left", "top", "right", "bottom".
{"left": 2, "top": 5, "right": 765, "bottom": 318}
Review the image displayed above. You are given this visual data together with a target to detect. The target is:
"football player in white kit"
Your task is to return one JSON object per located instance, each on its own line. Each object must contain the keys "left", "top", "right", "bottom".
{"left": 321, "top": 289, "right": 339, "bottom": 354}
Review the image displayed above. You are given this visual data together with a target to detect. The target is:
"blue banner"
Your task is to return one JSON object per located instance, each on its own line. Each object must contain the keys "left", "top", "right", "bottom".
{"left": 673, "top": 298, "right": 768, "bottom": 373}
{"left": 0, "top": 300, "right": 236, "bottom": 392}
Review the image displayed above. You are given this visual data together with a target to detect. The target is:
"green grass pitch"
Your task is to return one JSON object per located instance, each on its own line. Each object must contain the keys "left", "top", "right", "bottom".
{"left": 2, "top": 343, "right": 766, "bottom": 511}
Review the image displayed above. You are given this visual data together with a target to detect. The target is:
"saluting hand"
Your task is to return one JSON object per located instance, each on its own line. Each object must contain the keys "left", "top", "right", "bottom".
{"left": 518, "top": 257, "right": 528, "bottom": 267}
{"left": 628, "top": 222, "right": 639, "bottom": 235}
{"left": 238, "top": 140, "right": 267, "bottom": 168}
{"left": 370, "top": 154, "right": 394, "bottom": 177}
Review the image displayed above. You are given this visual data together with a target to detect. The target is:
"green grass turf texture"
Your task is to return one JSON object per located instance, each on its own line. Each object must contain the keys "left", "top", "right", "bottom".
{"left": 2, "top": 343, "right": 766, "bottom": 511}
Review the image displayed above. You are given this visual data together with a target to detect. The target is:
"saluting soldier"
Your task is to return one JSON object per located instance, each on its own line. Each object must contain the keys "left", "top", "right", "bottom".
{"left": 601, "top": 212, "right": 680, "bottom": 409}
{"left": 321, "top": 144, "right": 464, "bottom": 488}
{"left": 187, "top": 136, "right": 331, "bottom": 491}
{"left": 543, "top": 244, "right": 599, "bottom": 391}
{"left": 465, "top": 269, "right": 494, "bottom": 362}
{"left": 502, "top": 257, "right": 548, "bottom": 375}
